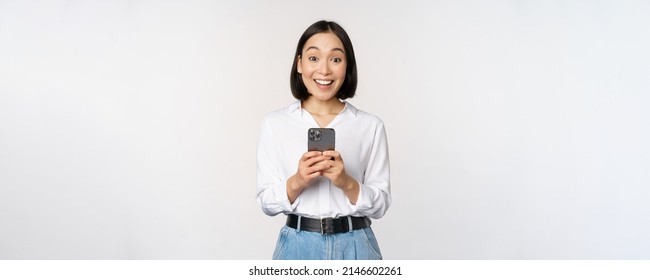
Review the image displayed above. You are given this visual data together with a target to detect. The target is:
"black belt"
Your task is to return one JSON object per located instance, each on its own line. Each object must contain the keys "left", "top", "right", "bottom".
{"left": 286, "top": 214, "right": 371, "bottom": 235}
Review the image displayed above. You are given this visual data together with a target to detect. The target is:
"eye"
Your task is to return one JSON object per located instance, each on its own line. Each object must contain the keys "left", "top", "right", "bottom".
{"left": 308, "top": 56, "right": 318, "bottom": 62}
{"left": 332, "top": 57, "right": 342, "bottom": 63}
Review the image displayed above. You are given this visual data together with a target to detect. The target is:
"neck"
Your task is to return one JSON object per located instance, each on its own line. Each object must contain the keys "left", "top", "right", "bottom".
{"left": 301, "top": 97, "right": 344, "bottom": 115}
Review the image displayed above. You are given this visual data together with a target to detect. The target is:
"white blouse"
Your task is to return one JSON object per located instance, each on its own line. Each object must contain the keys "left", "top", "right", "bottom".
{"left": 256, "top": 101, "right": 391, "bottom": 219}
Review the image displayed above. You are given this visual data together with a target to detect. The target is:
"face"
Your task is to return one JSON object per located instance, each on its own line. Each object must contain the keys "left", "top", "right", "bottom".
{"left": 297, "top": 32, "right": 347, "bottom": 101}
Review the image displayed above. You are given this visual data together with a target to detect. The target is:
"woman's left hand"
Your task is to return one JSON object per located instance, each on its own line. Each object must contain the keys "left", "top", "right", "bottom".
{"left": 321, "top": 151, "right": 359, "bottom": 200}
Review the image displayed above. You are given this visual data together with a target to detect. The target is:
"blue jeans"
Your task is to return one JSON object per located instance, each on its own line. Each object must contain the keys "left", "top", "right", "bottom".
{"left": 272, "top": 225, "right": 383, "bottom": 260}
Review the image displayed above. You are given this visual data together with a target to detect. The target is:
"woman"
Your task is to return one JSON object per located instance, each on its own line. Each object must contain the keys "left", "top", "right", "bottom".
{"left": 256, "top": 20, "right": 391, "bottom": 260}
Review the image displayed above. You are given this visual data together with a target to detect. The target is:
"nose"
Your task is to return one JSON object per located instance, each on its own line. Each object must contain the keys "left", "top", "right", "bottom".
{"left": 318, "top": 61, "right": 331, "bottom": 75}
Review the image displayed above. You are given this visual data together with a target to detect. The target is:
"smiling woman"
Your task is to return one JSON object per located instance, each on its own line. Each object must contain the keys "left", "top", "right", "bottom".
{"left": 256, "top": 20, "right": 391, "bottom": 260}
{"left": 296, "top": 33, "right": 348, "bottom": 128}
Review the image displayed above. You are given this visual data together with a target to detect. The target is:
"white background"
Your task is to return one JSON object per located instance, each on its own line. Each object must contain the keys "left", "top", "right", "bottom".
{"left": 1, "top": 0, "right": 649, "bottom": 259}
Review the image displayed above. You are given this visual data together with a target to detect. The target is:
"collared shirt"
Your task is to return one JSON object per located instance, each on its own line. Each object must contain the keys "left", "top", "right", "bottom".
{"left": 256, "top": 100, "right": 391, "bottom": 219}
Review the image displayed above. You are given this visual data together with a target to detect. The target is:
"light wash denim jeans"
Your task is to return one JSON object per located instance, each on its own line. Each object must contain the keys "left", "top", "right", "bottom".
{"left": 272, "top": 225, "right": 383, "bottom": 260}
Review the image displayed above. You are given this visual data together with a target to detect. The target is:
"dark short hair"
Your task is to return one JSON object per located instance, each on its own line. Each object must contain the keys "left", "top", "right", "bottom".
{"left": 290, "top": 20, "right": 357, "bottom": 100}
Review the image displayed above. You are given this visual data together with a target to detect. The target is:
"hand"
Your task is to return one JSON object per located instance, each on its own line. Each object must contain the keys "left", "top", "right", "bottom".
{"left": 321, "top": 150, "right": 360, "bottom": 204}
{"left": 321, "top": 150, "right": 355, "bottom": 190}
{"left": 295, "top": 151, "right": 331, "bottom": 187}
{"left": 286, "top": 151, "right": 330, "bottom": 202}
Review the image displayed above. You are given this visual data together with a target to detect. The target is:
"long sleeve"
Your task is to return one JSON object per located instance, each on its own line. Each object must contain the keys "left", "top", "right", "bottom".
{"left": 348, "top": 122, "right": 391, "bottom": 219}
{"left": 255, "top": 118, "right": 297, "bottom": 216}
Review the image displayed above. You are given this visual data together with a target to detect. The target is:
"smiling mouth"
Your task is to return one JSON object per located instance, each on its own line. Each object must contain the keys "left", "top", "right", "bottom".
{"left": 314, "top": 79, "right": 333, "bottom": 86}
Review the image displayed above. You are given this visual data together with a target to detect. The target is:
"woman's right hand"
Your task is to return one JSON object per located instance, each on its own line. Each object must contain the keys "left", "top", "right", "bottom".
{"left": 286, "top": 151, "right": 330, "bottom": 203}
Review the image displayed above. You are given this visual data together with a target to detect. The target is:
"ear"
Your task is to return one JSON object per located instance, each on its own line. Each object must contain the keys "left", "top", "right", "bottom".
{"left": 296, "top": 55, "right": 302, "bottom": 74}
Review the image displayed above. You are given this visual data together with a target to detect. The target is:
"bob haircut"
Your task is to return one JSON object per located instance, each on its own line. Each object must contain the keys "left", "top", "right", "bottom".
{"left": 290, "top": 20, "right": 358, "bottom": 101}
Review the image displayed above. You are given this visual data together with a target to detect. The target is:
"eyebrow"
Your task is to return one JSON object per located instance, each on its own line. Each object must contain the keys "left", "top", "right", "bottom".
{"left": 305, "top": 46, "right": 345, "bottom": 54}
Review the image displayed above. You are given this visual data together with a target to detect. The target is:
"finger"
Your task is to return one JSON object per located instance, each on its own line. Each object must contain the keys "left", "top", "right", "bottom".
{"left": 307, "top": 163, "right": 330, "bottom": 174}
{"left": 322, "top": 158, "right": 338, "bottom": 168}
{"left": 304, "top": 170, "right": 322, "bottom": 179}
{"left": 322, "top": 150, "right": 341, "bottom": 160}
{"left": 301, "top": 151, "right": 323, "bottom": 161}
{"left": 320, "top": 169, "right": 336, "bottom": 179}
{"left": 323, "top": 160, "right": 342, "bottom": 174}
{"left": 321, "top": 167, "right": 333, "bottom": 175}
{"left": 304, "top": 155, "right": 329, "bottom": 167}
{"left": 301, "top": 166, "right": 323, "bottom": 178}
{"left": 321, "top": 166, "right": 336, "bottom": 175}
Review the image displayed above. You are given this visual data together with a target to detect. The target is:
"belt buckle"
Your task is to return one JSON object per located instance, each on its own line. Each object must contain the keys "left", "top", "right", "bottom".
{"left": 320, "top": 218, "right": 335, "bottom": 235}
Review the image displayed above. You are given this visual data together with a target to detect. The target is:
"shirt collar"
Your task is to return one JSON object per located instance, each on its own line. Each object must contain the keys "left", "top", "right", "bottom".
{"left": 288, "top": 100, "right": 358, "bottom": 117}
{"left": 288, "top": 100, "right": 301, "bottom": 113}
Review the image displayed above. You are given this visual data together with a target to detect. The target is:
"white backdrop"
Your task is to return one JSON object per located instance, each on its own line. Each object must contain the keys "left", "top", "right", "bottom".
{"left": 1, "top": 0, "right": 649, "bottom": 259}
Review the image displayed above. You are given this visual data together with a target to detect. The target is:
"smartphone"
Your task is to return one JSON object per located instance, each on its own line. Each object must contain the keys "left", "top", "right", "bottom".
{"left": 307, "top": 128, "right": 335, "bottom": 152}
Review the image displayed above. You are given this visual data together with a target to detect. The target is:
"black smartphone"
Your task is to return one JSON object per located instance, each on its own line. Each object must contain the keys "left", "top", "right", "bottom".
{"left": 307, "top": 128, "right": 335, "bottom": 152}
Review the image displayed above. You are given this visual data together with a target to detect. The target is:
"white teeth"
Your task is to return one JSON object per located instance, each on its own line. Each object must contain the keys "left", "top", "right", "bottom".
{"left": 315, "top": 79, "right": 333, "bottom": 85}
